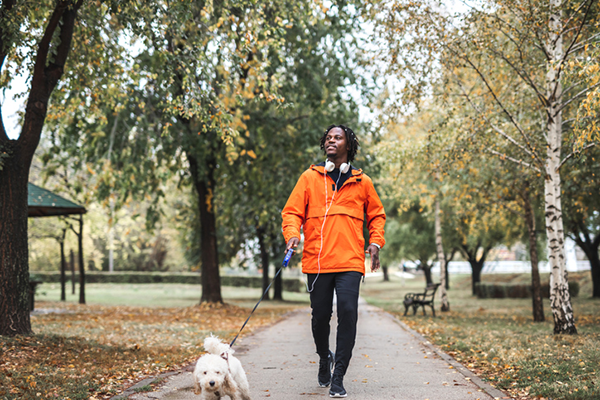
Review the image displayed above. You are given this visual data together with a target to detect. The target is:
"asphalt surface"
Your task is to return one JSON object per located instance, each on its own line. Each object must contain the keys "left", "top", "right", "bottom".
{"left": 123, "top": 300, "right": 510, "bottom": 400}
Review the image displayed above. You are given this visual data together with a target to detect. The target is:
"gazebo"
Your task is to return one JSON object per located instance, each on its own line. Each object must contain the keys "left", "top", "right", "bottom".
{"left": 28, "top": 183, "right": 87, "bottom": 305}
{"left": 28, "top": 183, "right": 86, "bottom": 217}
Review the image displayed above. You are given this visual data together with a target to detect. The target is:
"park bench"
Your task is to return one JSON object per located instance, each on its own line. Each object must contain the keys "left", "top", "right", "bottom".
{"left": 403, "top": 283, "right": 441, "bottom": 317}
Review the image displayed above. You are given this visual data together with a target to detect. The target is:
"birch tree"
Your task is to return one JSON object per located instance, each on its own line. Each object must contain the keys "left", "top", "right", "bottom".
{"left": 372, "top": 0, "right": 599, "bottom": 333}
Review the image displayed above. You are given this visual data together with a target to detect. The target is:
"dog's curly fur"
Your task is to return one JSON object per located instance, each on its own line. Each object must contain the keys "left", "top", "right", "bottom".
{"left": 193, "top": 336, "right": 251, "bottom": 400}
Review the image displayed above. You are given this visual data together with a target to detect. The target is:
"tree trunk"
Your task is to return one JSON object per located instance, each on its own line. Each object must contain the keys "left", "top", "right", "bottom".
{"left": 271, "top": 237, "right": 283, "bottom": 301}
{"left": 444, "top": 249, "right": 455, "bottom": 290}
{"left": 522, "top": 184, "right": 544, "bottom": 321}
{"left": 189, "top": 153, "right": 223, "bottom": 304}
{"left": 382, "top": 266, "right": 389, "bottom": 282}
{"left": 274, "top": 268, "right": 283, "bottom": 300}
{"left": 588, "top": 249, "right": 600, "bottom": 298}
{"left": 470, "top": 260, "right": 484, "bottom": 296}
{"left": 572, "top": 233, "right": 600, "bottom": 298}
{"left": 0, "top": 0, "right": 83, "bottom": 336}
{"left": 461, "top": 244, "right": 489, "bottom": 296}
{"left": 0, "top": 143, "right": 32, "bottom": 336}
{"left": 444, "top": 261, "right": 450, "bottom": 290}
{"left": 421, "top": 260, "right": 433, "bottom": 286}
{"left": 257, "top": 227, "right": 270, "bottom": 301}
{"left": 545, "top": 0, "right": 576, "bottom": 334}
{"left": 435, "top": 197, "right": 449, "bottom": 311}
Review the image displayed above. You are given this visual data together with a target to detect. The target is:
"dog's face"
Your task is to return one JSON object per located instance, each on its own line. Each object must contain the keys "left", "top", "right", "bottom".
{"left": 193, "top": 354, "right": 233, "bottom": 396}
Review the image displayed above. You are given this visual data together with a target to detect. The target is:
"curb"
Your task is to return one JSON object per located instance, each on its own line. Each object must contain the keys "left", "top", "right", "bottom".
{"left": 110, "top": 366, "right": 193, "bottom": 400}
{"left": 382, "top": 310, "right": 514, "bottom": 400}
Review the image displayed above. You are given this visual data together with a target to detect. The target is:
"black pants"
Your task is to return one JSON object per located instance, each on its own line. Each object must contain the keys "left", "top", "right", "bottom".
{"left": 307, "top": 271, "right": 362, "bottom": 377}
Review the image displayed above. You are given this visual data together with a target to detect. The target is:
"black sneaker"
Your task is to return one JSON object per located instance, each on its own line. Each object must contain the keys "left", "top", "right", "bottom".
{"left": 329, "top": 374, "right": 347, "bottom": 398}
{"left": 318, "top": 350, "right": 334, "bottom": 387}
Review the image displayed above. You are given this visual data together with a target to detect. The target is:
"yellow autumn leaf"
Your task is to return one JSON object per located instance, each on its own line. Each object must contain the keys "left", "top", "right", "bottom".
{"left": 247, "top": 150, "right": 257, "bottom": 159}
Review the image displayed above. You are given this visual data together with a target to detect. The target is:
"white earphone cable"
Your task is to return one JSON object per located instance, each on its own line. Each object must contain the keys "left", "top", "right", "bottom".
{"left": 306, "top": 165, "right": 343, "bottom": 293}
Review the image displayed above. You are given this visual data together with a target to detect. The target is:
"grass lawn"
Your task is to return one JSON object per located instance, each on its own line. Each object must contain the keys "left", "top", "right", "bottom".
{"left": 361, "top": 270, "right": 600, "bottom": 400}
{"left": 0, "top": 285, "right": 308, "bottom": 400}
{"left": 34, "top": 282, "right": 311, "bottom": 308}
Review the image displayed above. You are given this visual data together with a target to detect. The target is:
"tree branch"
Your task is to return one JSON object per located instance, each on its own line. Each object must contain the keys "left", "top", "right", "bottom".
{"left": 485, "top": 148, "right": 542, "bottom": 173}
{"left": 524, "top": 0, "right": 550, "bottom": 60}
{"left": 33, "top": 2, "right": 69, "bottom": 82}
{"left": 0, "top": 0, "right": 17, "bottom": 71}
{"left": 558, "top": 142, "right": 597, "bottom": 171}
{"left": 488, "top": 46, "right": 547, "bottom": 105}
{"left": 490, "top": 9, "right": 548, "bottom": 62}
{"left": 551, "top": 0, "right": 596, "bottom": 100}
{"left": 570, "top": 31, "right": 600, "bottom": 53}
{"left": 453, "top": 76, "right": 543, "bottom": 168}
{"left": 555, "top": 82, "right": 600, "bottom": 116}
{"left": 558, "top": 0, "right": 592, "bottom": 40}
{"left": 454, "top": 53, "right": 545, "bottom": 168}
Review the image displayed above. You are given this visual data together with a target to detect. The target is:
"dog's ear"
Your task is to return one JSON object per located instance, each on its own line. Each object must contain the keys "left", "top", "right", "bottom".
{"left": 223, "top": 372, "right": 238, "bottom": 393}
{"left": 193, "top": 378, "right": 202, "bottom": 395}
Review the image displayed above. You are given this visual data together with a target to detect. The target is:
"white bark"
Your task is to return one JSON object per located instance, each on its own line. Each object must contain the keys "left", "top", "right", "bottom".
{"left": 435, "top": 197, "right": 449, "bottom": 311}
{"left": 545, "top": 0, "right": 576, "bottom": 334}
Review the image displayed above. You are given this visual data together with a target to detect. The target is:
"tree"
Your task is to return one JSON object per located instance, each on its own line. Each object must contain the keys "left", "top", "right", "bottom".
{"left": 372, "top": 0, "right": 600, "bottom": 333}
{"left": 1, "top": 0, "right": 86, "bottom": 336}
{"left": 42, "top": 0, "right": 325, "bottom": 304}
{"left": 397, "top": 203, "right": 436, "bottom": 284}
{"left": 216, "top": 3, "right": 363, "bottom": 300}
{"left": 562, "top": 147, "right": 600, "bottom": 297}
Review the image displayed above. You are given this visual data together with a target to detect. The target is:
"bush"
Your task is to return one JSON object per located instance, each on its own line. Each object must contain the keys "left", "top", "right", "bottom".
{"left": 476, "top": 281, "right": 579, "bottom": 299}
{"left": 30, "top": 271, "right": 304, "bottom": 292}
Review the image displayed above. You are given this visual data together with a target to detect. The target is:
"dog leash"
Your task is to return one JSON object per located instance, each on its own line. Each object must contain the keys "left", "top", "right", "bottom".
{"left": 229, "top": 248, "right": 295, "bottom": 348}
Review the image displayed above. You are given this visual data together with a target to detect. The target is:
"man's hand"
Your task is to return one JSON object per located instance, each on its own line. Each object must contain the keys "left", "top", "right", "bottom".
{"left": 366, "top": 244, "right": 380, "bottom": 272}
{"left": 286, "top": 237, "right": 300, "bottom": 254}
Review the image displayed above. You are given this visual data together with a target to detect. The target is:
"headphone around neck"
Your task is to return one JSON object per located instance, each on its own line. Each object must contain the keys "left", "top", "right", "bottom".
{"left": 325, "top": 159, "right": 350, "bottom": 174}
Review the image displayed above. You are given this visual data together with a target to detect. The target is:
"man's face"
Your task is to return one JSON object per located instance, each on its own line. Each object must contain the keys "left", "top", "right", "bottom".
{"left": 325, "top": 127, "right": 349, "bottom": 160}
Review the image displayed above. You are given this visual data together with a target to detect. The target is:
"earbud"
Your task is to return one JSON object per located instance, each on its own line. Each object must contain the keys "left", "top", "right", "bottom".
{"left": 325, "top": 160, "right": 350, "bottom": 174}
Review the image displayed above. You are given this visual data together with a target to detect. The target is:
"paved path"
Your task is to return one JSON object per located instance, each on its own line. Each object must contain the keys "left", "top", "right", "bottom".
{"left": 123, "top": 301, "right": 509, "bottom": 400}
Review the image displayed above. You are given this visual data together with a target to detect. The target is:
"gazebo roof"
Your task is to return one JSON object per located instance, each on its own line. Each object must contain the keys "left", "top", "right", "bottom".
{"left": 28, "top": 183, "right": 86, "bottom": 217}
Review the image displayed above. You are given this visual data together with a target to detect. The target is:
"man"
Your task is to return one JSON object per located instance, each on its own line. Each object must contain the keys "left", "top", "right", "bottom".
{"left": 281, "top": 124, "right": 386, "bottom": 398}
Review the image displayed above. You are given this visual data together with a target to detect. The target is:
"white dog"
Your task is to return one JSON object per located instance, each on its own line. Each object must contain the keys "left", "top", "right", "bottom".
{"left": 193, "top": 335, "right": 251, "bottom": 400}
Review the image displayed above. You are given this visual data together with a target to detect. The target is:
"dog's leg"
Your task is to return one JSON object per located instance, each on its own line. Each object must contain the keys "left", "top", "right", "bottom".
{"left": 224, "top": 373, "right": 247, "bottom": 400}
{"left": 238, "top": 386, "right": 252, "bottom": 400}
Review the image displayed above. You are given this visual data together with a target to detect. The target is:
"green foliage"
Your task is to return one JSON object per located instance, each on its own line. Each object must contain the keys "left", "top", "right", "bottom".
{"left": 395, "top": 202, "right": 436, "bottom": 264}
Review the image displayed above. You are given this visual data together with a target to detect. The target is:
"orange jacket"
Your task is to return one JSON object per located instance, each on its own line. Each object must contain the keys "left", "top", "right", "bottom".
{"left": 282, "top": 164, "right": 386, "bottom": 275}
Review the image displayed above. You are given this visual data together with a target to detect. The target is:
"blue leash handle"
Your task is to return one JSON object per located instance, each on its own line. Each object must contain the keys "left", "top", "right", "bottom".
{"left": 229, "top": 249, "right": 294, "bottom": 348}
{"left": 282, "top": 248, "right": 294, "bottom": 267}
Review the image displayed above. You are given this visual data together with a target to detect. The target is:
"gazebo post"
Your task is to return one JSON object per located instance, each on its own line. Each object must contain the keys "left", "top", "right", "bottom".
{"left": 60, "top": 227, "right": 67, "bottom": 301}
{"left": 78, "top": 215, "right": 85, "bottom": 305}
{"left": 70, "top": 250, "right": 75, "bottom": 294}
